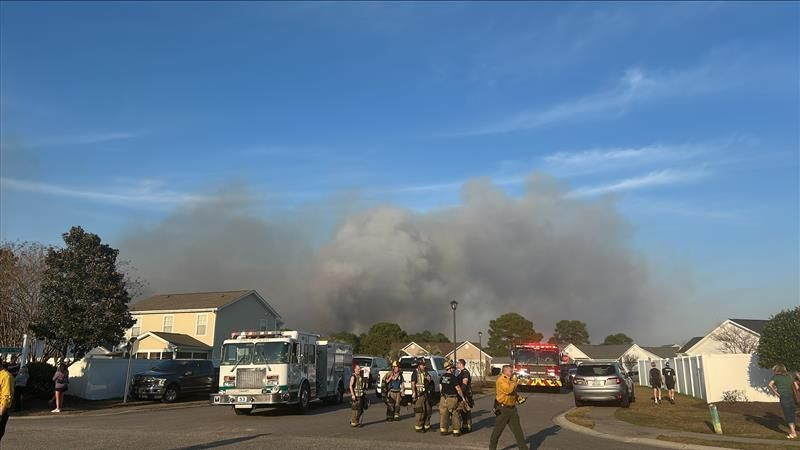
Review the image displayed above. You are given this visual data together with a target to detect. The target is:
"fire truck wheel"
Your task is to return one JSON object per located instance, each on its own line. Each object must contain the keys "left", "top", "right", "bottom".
{"left": 298, "top": 383, "right": 311, "bottom": 413}
{"left": 234, "top": 407, "right": 252, "bottom": 415}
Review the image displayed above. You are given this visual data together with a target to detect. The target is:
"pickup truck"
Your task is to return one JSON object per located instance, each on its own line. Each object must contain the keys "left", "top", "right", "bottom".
{"left": 375, "top": 355, "right": 447, "bottom": 401}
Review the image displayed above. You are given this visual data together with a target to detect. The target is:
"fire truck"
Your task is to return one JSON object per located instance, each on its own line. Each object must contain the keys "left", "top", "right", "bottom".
{"left": 511, "top": 342, "right": 562, "bottom": 390}
{"left": 210, "top": 330, "right": 352, "bottom": 415}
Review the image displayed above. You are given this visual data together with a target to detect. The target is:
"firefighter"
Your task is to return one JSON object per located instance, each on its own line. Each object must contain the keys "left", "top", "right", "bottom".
{"left": 382, "top": 360, "right": 404, "bottom": 421}
{"left": 410, "top": 357, "right": 432, "bottom": 432}
{"left": 438, "top": 361, "right": 465, "bottom": 436}
{"left": 349, "top": 362, "right": 366, "bottom": 427}
{"left": 489, "top": 365, "right": 528, "bottom": 450}
{"left": 456, "top": 358, "right": 474, "bottom": 434}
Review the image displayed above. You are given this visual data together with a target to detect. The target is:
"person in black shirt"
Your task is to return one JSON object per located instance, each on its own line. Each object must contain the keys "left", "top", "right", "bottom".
{"left": 648, "top": 361, "right": 662, "bottom": 405}
{"left": 662, "top": 362, "right": 676, "bottom": 404}
{"left": 438, "top": 361, "right": 464, "bottom": 436}
{"left": 456, "top": 359, "right": 473, "bottom": 433}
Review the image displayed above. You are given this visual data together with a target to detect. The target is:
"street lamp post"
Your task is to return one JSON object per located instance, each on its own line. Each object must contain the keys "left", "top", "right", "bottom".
{"left": 450, "top": 301, "right": 458, "bottom": 363}
{"left": 478, "top": 331, "right": 483, "bottom": 382}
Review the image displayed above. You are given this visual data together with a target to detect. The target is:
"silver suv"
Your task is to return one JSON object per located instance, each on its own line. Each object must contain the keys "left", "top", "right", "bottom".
{"left": 572, "top": 361, "right": 635, "bottom": 408}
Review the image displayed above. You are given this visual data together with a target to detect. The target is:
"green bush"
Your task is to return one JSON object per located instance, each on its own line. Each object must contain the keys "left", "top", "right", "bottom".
{"left": 25, "top": 362, "right": 56, "bottom": 399}
{"left": 757, "top": 306, "right": 800, "bottom": 372}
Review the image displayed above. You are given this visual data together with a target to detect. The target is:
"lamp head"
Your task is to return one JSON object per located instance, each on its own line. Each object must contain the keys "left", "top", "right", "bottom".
{"left": 450, "top": 300, "right": 458, "bottom": 311}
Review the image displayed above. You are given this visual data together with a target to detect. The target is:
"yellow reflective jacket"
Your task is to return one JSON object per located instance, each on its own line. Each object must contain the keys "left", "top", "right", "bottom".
{"left": 0, "top": 369, "right": 14, "bottom": 411}
{"left": 495, "top": 374, "right": 519, "bottom": 407}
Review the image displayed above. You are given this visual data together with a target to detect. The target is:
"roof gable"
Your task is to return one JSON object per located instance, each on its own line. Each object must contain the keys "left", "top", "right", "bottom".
{"left": 678, "top": 337, "right": 703, "bottom": 354}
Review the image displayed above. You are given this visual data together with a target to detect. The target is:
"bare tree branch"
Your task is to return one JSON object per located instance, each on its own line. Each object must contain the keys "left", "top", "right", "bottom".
{"left": 711, "top": 326, "right": 759, "bottom": 354}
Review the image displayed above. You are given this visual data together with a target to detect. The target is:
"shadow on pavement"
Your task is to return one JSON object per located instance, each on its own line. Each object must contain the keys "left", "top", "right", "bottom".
{"left": 170, "top": 433, "right": 270, "bottom": 449}
{"left": 527, "top": 425, "right": 561, "bottom": 449}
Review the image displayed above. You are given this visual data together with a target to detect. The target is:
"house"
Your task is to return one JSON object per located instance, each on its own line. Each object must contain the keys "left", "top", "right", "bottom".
{"left": 396, "top": 341, "right": 493, "bottom": 376}
{"left": 678, "top": 318, "right": 767, "bottom": 355}
{"left": 127, "top": 290, "right": 282, "bottom": 365}
{"left": 562, "top": 343, "right": 675, "bottom": 371}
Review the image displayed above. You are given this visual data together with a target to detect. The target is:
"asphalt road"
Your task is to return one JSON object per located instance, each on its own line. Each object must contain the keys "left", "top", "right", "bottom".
{"left": 3, "top": 390, "right": 655, "bottom": 449}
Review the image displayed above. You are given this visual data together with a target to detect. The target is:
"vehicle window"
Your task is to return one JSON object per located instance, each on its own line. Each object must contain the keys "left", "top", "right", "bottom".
{"left": 253, "top": 342, "right": 290, "bottom": 364}
{"left": 150, "top": 360, "right": 179, "bottom": 371}
{"left": 515, "top": 349, "right": 536, "bottom": 365}
{"left": 221, "top": 343, "right": 253, "bottom": 365}
{"left": 353, "top": 357, "right": 372, "bottom": 367}
{"left": 292, "top": 342, "right": 300, "bottom": 364}
{"left": 537, "top": 351, "right": 558, "bottom": 365}
{"left": 576, "top": 365, "right": 616, "bottom": 377}
{"left": 426, "top": 359, "right": 435, "bottom": 371}
{"left": 399, "top": 358, "right": 417, "bottom": 370}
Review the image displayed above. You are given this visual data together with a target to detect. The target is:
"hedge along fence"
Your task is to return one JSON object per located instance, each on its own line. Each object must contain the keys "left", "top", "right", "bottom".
{"left": 25, "top": 362, "right": 56, "bottom": 399}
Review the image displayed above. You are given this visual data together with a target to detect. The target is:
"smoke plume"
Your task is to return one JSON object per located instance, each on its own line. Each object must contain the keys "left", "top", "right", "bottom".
{"left": 118, "top": 174, "right": 687, "bottom": 343}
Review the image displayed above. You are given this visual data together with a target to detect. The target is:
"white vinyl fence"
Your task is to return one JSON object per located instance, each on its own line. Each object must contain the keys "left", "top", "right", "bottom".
{"left": 68, "top": 357, "right": 156, "bottom": 400}
{"left": 637, "top": 354, "right": 777, "bottom": 403}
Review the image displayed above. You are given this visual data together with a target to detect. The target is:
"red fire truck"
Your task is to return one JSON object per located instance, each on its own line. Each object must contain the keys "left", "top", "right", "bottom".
{"left": 511, "top": 342, "right": 562, "bottom": 390}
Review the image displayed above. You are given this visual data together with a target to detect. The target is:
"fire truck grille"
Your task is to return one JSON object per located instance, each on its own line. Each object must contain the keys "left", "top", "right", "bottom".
{"left": 236, "top": 368, "right": 265, "bottom": 389}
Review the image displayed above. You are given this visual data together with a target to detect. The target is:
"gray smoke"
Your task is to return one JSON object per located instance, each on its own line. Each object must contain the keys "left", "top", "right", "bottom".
{"left": 118, "top": 174, "right": 689, "bottom": 343}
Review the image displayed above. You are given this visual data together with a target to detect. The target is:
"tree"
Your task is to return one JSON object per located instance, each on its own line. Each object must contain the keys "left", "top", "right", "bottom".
{"left": 408, "top": 330, "right": 450, "bottom": 343}
{"left": 327, "top": 331, "right": 360, "bottom": 353}
{"left": 0, "top": 242, "right": 49, "bottom": 350}
{"left": 31, "top": 227, "right": 135, "bottom": 364}
{"left": 757, "top": 306, "right": 800, "bottom": 372}
{"left": 712, "top": 325, "right": 759, "bottom": 354}
{"left": 603, "top": 333, "right": 633, "bottom": 345}
{"left": 359, "top": 322, "right": 407, "bottom": 357}
{"left": 621, "top": 354, "right": 639, "bottom": 373}
{"left": 486, "top": 313, "right": 543, "bottom": 358}
{"left": 548, "top": 320, "right": 590, "bottom": 346}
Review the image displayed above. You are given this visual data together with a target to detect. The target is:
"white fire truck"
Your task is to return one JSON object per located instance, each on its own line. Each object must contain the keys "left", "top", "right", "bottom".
{"left": 210, "top": 330, "right": 352, "bottom": 415}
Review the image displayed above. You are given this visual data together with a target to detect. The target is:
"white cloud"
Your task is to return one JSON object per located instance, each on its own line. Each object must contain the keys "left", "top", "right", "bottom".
{"left": 0, "top": 177, "right": 207, "bottom": 207}
{"left": 569, "top": 169, "right": 708, "bottom": 197}
{"left": 26, "top": 132, "right": 139, "bottom": 147}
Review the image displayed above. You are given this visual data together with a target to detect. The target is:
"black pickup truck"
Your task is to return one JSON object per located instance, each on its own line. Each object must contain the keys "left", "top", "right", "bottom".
{"left": 131, "top": 360, "right": 218, "bottom": 403}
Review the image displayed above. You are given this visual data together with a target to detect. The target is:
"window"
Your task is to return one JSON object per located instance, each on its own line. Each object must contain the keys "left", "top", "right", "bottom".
{"left": 149, "top": 352, "right": 161, "bottom": 359}
{"left": 259, "top": 318, "right": 269, "bottom": 331}
{"left": 176, "top": 352, "right": 193, "bottom": 360}
{"left": 161, "top": 352, "right": 174, "bottom": 360}
{"left": 576, "top": 365, "right": 616, "bottom": 377}
{"left": 136, "top": 352, "right": 148, "bottom": 359}
{"left": 292, "top": 343, "right": 300, "bottom": 364}
{"left": 192, "top": 352, "right": 208, "bottom": 360}
{"left": 162, "top": 315, "right": 174, "bottom": 333}
{"left": 253, "top": 342, "right": 289, "bottom": 364}
{"left": 221, "top": 343, "right": 253, "bottom": 365}
{"left": 131, "top": 316, "right": 141, "bottom": 337}
{"left": 196, "top": 314, "right": 207, "bottom": 335}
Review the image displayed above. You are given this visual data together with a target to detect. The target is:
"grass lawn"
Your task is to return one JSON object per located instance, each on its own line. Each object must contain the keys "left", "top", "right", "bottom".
{"left": 565, "top": 406, "right": 595, "bottom": 429}
{"left": 657, "top": 435, "right": 797, "bottom": 450}
{"left": 616, "top": 385, "right": 798, "bottom": 441}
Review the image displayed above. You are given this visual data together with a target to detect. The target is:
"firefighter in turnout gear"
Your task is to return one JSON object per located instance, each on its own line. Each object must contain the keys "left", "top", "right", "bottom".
{"left": 456, "top": 358, "right": 474, "bottom": 434}
{"left": 410, "top": 358, "right": 433, "bottom": 432}
{"left": 382, "top": 360, "right": 404, "bottom": 421}
{"left": 438, "top": 361, "right": 466, "bottom": 436}
{"left": 350, "top": 362, "right": 367, "bottom": 427}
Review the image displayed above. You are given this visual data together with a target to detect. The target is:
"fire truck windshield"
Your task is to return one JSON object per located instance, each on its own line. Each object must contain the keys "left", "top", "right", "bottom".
{"left": 222, "top": 342, "right": 290, "bottom": 365}
{"left": 515, "top": 348, "right": 559, "bottom": 365}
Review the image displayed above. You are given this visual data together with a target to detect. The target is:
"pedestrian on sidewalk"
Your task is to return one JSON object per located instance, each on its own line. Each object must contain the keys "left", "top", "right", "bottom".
{"left": 0, "top": 361, "right": 14, "bottom": 442}
{"left": 648, "top": 361, "right": 662, "bottom": 405}
{"left": 52, "top": 362, "right": 69, "bottom": 413}
{"left": 489, "top": 365, "right": 528, "bottom": 450}
{"left": 662, "top": 362, "right": 676, "bottom": 404}
{"left": 768, "top": 364, "right": 797, "bottom": 440}
{"left": 14, "top": 366, "right": 28, "bottom": 412}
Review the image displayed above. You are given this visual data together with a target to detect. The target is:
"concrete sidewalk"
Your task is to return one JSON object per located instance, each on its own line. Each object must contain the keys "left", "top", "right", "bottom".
{"left": 556, "top": 406, "right": 800, "bottom": 450}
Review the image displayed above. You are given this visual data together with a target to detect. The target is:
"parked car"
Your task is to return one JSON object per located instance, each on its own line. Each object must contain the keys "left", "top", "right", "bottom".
{"left": 560, "top": 363, "right": 578, "bottom": 387}
{"left": 131, "top": 360, "right": 218, "bottom": 403}
{"left": 352, "top": 355, "right": 390, "bottom": 389}
{"left": 572, "top": 360, "right": 635, "bottom": 408}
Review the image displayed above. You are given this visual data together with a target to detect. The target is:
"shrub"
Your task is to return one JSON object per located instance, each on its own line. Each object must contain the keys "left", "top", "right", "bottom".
{"left": 757, "top": 306, "right": 800, "bottom": 372}
{"left": 25, "top": 362, "right": 56, "bottom": 399}
{"left": 721, "top": 390, "right": 748, "bottom": 403}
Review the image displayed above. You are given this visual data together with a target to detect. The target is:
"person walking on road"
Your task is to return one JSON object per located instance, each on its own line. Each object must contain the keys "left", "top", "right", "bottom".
{"left": 438, "top": 361, "right": 464, "bottom": 436}
{"left": 0, "top": 362, "right": 14, "bottom": 442}
{"left": 456, "top": 358, "right": 474, "bottom": 434}
{"left": 648, "top": 361, "right": 662, "bottom": 405}
{"left": 662, "top": 362, "right": 676, "bottom": 404}
{"left": 768, "top": 364, "right": 797, "bottom": 440}
{"left": 411, "top": 358, "right": 432, "bottom": 433}
{"left": 349, "top": 362, "right": 367, "bottom": 427}
{"left": 382, "top": 360, "right": 404, "bottom": 422}
{"left": 52, "top": 362, "right": 69, "bottom": 413}
{"left": 489, "top": 365, "right": 528, "bottom": 450}
{"left": 14, "top": 366, "right": 28, "bottom": 412}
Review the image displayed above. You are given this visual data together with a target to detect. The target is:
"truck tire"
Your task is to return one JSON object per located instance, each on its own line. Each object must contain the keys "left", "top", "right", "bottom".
{"left": 234, "top": 407, "right": 252, "bottom": 416}
{"left": 298, "top": 383, "right": 311, "bottom": 414}
{"left": 162, "top": 385, "right": 180, "bottom": 403}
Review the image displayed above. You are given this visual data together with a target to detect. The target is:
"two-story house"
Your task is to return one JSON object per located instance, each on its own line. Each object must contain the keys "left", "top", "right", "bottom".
{"left": 127, "top": 290, "right": 282, "bottom": 365}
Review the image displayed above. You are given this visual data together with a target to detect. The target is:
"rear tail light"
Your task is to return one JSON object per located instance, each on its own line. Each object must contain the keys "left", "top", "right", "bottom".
{"left": 573, "top": 378, "right": 586, "bottom": 385}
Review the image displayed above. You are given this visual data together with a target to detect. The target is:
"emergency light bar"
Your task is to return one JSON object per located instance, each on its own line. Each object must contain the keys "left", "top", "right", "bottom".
{"left": 514, "top": 343, "right": 559, "bottom": 351}
{"left": 231, "top": 330, "right": 287, "bottom": 339}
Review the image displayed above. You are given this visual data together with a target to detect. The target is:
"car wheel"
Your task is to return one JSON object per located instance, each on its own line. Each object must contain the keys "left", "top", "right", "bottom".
{"left": 574, "top": 397, "right": 584, "bottom": 407}
{"left": 620, "top": 391, "right": 631, "bottom": 408}
{"left": 162, "top": 385, "right": 179, "bottom": 403}
{"left": 298, "top": 383, "right": 311, "bottom": 414}
{"left": 234, "top": 407, "right": 252, "bottom": 416}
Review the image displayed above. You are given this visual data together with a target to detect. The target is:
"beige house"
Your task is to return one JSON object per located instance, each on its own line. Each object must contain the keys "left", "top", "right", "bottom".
{"left": 398, "top": 341, "right": 493, "bottom": 377}
{"left": 128, "top": 290, "right": 282, "bottom": 365}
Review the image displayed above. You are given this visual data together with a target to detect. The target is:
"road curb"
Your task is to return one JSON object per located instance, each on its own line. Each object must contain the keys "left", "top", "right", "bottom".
{"left": 553, "top": 409, "right": 729, "bottom": 450}
{"left": 9, "top": 402, "right": 208, "bottom": 420}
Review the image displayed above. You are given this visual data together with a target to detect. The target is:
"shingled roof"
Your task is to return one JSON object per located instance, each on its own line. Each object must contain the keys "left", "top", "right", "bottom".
{"left": 131, "top": 290, "right": 254, "bottom": 312}
{"left": 145, "top": 331, "right": 212, "bottom": 350}
{"left": 729, "top": 319, "right": 769, "bottom": 335}
{"left": 677, "top": 337, "right": 703, "bottom": 354}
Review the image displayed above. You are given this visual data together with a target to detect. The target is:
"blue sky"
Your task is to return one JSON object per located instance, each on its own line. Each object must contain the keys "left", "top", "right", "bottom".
{"left": 1, "top": 2, "right": 798, "bottom": 325}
